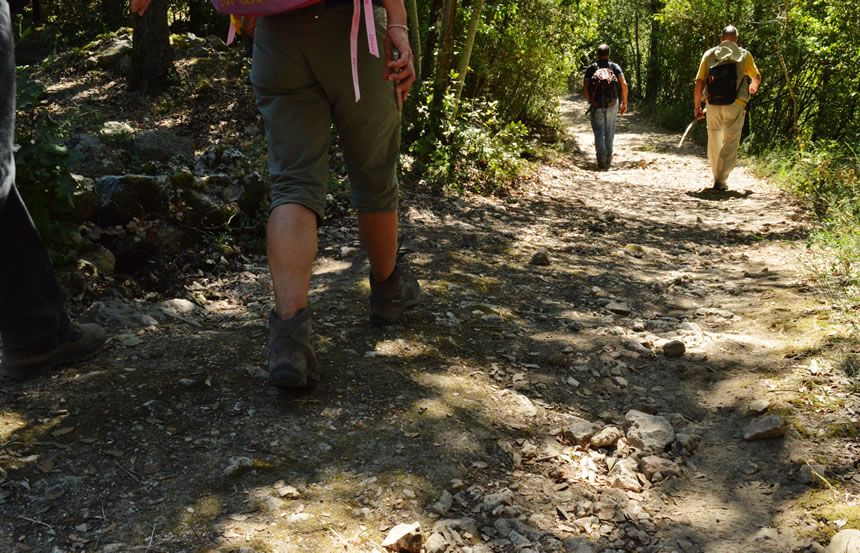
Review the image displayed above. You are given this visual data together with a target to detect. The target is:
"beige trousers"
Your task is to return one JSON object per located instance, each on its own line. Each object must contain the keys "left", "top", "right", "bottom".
{"left": 706, "top": 101, "right": 746, "bottom": 184}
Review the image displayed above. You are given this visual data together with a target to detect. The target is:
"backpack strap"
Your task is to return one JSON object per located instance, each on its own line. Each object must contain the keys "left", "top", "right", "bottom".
{"left": 350, "top": 0, "right": 380, "bottom": 102}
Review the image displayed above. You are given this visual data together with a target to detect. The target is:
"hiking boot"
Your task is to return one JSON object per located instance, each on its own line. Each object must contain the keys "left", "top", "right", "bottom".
{"left": 1, "top": 323, "right": 107, "bottom": 381}
{"left": 268, "top": 308, "right": 317, "bottom": 389}
{"left": 713, "top": 181, "right": 728, "bottom": 191}
{"left": 596, "top": 158, "right": 607, "bottom": 170}
{"left": 606, "top": 154, "right": 613, "bottom": 168}
{"left": 369, "top": 265, "right": 420, "bottom": 326}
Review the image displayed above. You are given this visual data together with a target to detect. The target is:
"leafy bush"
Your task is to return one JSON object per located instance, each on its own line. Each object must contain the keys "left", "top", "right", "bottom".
{"left": 14, "top": 68, "right": 81, "bottom": 264}
{"left": 408, "top": 93, "right": 530, "bottom": 196}
{"left": 753, "top": 142, "right": 859, "bottom": 314}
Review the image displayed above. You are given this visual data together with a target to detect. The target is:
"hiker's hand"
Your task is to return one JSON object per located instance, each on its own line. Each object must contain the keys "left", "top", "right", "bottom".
{"left": 130, "top": 0, "right": 151, "bottom": 16}
{"left": 694, "top": 105, "right": 705, "bottom": 119}
{"left": 384, "top": 26, "right": 415, "bottom": 103}
{"left": 619, "top": 102, "right": 628, "bottom": 115}
{"left": 749, "top": 81, "right": 759, "bottom": 95}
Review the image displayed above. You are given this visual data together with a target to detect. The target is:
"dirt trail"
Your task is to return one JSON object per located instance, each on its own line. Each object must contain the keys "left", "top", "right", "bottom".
{"left": 1, "top": 98, "right": 857, "bottom": 553}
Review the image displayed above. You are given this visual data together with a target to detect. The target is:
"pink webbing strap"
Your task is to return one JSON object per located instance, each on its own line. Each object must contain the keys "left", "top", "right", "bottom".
{"left": 227, "top": 20, "right": 237, "bottom": 45}
{"left": 350, "top": 0, "right": 380, "bottom": 102}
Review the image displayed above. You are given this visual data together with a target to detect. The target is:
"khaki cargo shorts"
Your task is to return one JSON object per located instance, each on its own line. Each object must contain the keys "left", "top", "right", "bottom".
{"left": 251, "top": 3, "right": 401, "bottom": 221}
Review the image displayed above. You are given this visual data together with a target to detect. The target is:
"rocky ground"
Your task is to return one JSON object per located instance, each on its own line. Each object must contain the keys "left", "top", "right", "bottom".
{"left": 1, "top": 42, "right": 859, "bottom": 553}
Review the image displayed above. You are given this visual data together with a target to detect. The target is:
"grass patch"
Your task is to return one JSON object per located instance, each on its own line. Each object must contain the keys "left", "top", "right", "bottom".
{"left": 794, "top": 488, "right": 860, "bottom": 542}
{"left": 750, "top": 143, "right": 860, "bottom": 321}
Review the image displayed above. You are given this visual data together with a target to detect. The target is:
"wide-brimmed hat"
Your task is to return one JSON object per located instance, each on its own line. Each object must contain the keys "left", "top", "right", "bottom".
{"left": 709, "top": 41, "right": 744, "bottom": 67}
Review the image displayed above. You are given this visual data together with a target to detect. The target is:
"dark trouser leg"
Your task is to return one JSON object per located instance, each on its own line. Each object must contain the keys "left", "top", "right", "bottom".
{"left": 0, "top": 1, "right": 70, "bottom": 354}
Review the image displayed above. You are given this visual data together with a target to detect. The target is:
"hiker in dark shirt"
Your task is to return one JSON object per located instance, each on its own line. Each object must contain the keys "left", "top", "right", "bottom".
{"left": 583, "top": 44, "right": 628, "bottom": 170}
{"left": 0, "top": 0, "right": 106, "bottom": 380}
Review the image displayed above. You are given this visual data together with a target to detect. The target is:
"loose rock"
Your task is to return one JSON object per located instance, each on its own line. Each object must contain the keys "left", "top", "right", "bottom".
{"left": 742, "top": 415, "right": 786, "bottom": 441}
{"left": 638, "top": 455, "right": 681, "bottom": 481}
{"left": 625, "top": 410, "right": 675, "bottom": 453}
{"left": 826, "top": 529, "right": 860, "bottom": 553}
{"left": 797, "top": 464, "right": 826, "bottom": 485}
{"left": 606, "top": 301, "right": 632, "bottom": 316}
{"left": 662, "top": 340, "right": 686, "bottom": 358}
{"left": 590, "top": 426, "right": 624, "bottom": 449}
{"left": 748, "top": 399, "right": 771, "bottom": 415}
{"left": 382, "top": 522, "right": 423, "bottom": 553}
{"left": 561, "top": 415, "right": 597, "bottom": 446}
{"left": 608, "top": 458, "right": 642, "bottom": 492}
{"left": 530, "top": 250, "right": 551, "bottom": 266}
{"left": 425, "top": 532, "right": 448, "bottom": 553}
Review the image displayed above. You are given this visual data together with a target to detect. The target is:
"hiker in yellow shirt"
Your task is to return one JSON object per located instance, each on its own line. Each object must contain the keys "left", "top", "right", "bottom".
{"left": 693, "top": 25, "right": 761, "bottom": 191}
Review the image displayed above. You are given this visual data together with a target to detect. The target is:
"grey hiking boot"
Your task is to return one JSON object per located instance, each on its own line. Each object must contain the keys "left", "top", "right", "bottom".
{"left": 369, "top": 265, "right": 420, "bottom": 326}
{"left": 1, "top": 323, "right": 107, "bottom": 381}
{"left": 268, "top": 308, "right": 317, "bottom": 389}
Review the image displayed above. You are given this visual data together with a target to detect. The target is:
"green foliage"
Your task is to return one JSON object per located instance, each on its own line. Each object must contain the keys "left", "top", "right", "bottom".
{"left": 14, "top": 68, "right": 81, "bottom": 264}
{"left": 409, "top": 93, "right": 529, "bottom": 196}
{"left": 753, "top": 143, "right": 859, "bottom": 312}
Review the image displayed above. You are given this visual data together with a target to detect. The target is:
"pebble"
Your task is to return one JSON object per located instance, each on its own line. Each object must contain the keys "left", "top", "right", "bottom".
{"left": 382, "top": 522, "right": 423, "bottom": 553}
{"left": 625, "top": 410, "right": 675, "bottom": 453}
{"left": 530, "top": 250, "right": 551, "bottom": 266}
{"left": 432, "top": 490, "right": 454, "bottom": 515}
{"left": 561, "top": 415, "right": 597, "bottom": 446}
{"left": 748, "top": 399, "right": 771, "bottom": 415}
{"left": 797, "top": 464, "right": 826, "bottom": 485}
{"left": 606, "top": 301, "right": 632, "bottom": 316}
{"left": 608, "top": 458, "right": 642, "bottom": 492}
{"left": 662, "top": 340, "right": 686, "bottom": 358}
{"left": 742, "top": 415, "right": 786, "bottom": 441}
{"left": 425, "top": 532, "right": 448, "bottom": 553}
{"left": 590, "top": 426, "right": 624, "bottom": 449}
{"left": 638, "top": 455, "right": 681, "bottom": 481}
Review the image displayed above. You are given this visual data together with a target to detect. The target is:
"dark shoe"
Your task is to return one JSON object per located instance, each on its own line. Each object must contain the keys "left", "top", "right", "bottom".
{"left": 268, "top": 309, "right": 317, "bottom": 389}
{"left": 713, "top": 181, "right": 728, "bottom": 191}
{"left": 369, "top": 265, "right": 420, "bottom": 326}
{"left": 596, "top": 158, "right": 607, "bottom": 170}
{"left": 606, "top": 154, "right": 613, "bottom": 168}
{"left": 1, "top": 323, "right": 107, "bottom": 381}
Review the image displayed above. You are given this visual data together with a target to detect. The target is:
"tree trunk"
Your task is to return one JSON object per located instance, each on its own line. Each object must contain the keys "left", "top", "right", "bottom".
{"left": 421, "top": 0, "right": 443, "bottom": 83}
{"left": 102, "top": 0, "right": 127, "bottom": 31}
{"left": 406, "top": 0, "right": 422, "bottom": 83}
{"left": 429, "top": 0, "right": 458, "bottom": 133}
{"left": 189, "top": 0, "right": 212, "bottom": 36}
{"left": 32, "top": 0, "right": 41, "bottom": 22}
{"left": 453, "top": 0, "right": 484, "bottom": 103}
{"left": 128, "top": 0, "right": 172, "bottom": 94}
{"left": 634, "top": 5, "right": 642, "bottom": 98}
{"left": 644, "top": 0, "right": 662, "bottom": 105}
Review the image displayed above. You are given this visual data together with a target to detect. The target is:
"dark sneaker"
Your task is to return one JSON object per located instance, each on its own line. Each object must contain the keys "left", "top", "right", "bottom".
{"left": 268, "top": 308, "right": 317, "bottom": 389}
{"left": 596, "top": 158, "right": 607, "bottom": 170}
{"left": 369, "top": 265, "right": 420, "bottom": 326}
{"left": 713, "top": 181, "right": 728, "bottom": 191}
{"left": 1, "top": 323, "right": 107, "bottom": 381}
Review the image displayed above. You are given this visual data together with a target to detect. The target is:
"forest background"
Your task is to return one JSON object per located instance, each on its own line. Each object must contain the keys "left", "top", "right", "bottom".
{"left": 8, "top": 0, "right": 859, "bottom": 307}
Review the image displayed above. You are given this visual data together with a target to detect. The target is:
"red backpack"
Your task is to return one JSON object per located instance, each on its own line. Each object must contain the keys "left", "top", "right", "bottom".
{"left": 589, "top": 66, "right": 620, "bottom": 109}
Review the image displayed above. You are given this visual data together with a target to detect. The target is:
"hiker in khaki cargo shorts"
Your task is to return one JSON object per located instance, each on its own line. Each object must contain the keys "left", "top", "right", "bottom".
{"left": 693, "top": 25, "right": 762, "bottom": 191}
{"left": 133, "top": 0, "right": 420, "bottom": 389}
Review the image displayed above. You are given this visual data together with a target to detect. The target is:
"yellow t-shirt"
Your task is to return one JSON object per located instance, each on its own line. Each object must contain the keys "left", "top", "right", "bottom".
{"left": 696, "top": 42, "right": 760, "bottom": 104}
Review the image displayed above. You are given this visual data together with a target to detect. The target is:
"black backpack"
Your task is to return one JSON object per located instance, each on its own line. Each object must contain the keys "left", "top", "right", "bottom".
{"left": 589, "top": 65, "right": 619, "bottom": 108}
{"left": 707, "top": 61, "right": 739, "bottom": 105}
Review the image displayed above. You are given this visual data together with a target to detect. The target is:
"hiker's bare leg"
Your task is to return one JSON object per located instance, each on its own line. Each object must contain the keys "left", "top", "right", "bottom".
{"left": 359, "top": 211, "right": 397, "bottom": 283}
{"left": 268, "top": 203, "right": 318, "bottom": 320}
